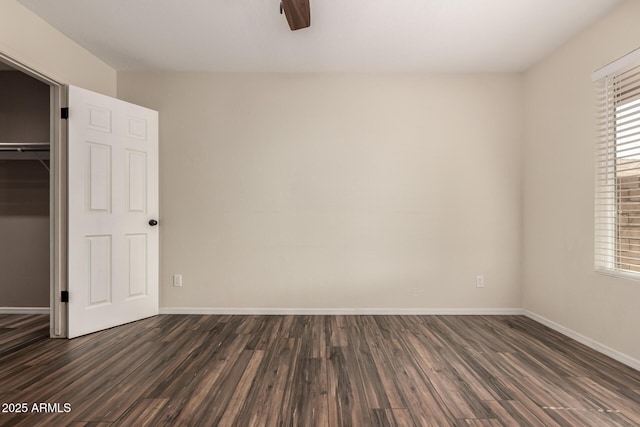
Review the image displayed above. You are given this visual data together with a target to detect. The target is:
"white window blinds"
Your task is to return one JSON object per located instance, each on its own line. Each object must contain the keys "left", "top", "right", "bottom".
{"left": 595, "top": 49, "right": 640, "bottom": 276}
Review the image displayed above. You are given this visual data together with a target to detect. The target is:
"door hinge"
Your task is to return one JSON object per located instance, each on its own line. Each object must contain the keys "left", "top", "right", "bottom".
{"left": 61, "top": 291, "right": 69, "bottom": 303}
{"left": 61, "top": 107, "right": 69, "bottom": 119}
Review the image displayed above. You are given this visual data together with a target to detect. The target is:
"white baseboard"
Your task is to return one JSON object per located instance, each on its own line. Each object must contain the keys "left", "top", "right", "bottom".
{"left": 0, "top": 307, "right": 49, "bottom": 314}
{"left": 523, "top": 310, "right": 640, "bottom": 372}
{"left": 159, "top": 307, "right": 524, "bottom": 316}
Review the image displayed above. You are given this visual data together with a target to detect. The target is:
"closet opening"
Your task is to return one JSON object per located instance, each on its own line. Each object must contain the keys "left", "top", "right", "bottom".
{"left": 0, "top": 55, "right": 65, "bottom": 337}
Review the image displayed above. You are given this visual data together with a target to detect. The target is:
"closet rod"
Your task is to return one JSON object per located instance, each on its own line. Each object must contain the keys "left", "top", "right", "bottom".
{"left": 0, "top": 142, "right": 50, "bottom": 146}
{"left": 0, "top": 142, "right": 50, "bottom": 152}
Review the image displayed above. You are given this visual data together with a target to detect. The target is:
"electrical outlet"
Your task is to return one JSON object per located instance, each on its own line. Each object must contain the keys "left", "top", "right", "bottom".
{"left": 476, "top": 275, "right": 484, "bottom": 288}
{"left": 173, "top": 274, "right": 182, "bottom": 287}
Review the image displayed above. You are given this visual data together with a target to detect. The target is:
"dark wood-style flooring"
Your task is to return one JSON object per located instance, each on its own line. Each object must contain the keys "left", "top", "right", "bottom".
{"left": 1, "top": 314, "right": 639, "bottom": 426}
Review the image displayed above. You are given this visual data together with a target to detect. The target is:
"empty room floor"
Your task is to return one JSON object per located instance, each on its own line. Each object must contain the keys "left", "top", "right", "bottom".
{"left": 1, "top": 314, "right": 639, "bottom": 426}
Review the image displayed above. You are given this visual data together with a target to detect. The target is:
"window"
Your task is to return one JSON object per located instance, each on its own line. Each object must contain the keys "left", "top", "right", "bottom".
{"left": 595, "top": 49, "right": 640, "bottom": 277}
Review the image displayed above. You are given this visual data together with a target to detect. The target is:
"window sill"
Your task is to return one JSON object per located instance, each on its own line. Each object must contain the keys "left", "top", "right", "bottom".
{"left": 595, "top": 268, "right": 640, "bottom": 282}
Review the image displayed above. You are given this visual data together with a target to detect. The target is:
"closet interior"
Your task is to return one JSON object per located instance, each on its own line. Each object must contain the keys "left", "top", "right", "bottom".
{"left": 0, "top": 61, "right": 50, "bottom": 310}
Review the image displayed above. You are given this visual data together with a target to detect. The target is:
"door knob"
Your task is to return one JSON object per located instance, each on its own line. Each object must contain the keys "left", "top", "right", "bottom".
{"left": 149, "top": 219, "right": 158, "bottom": 226}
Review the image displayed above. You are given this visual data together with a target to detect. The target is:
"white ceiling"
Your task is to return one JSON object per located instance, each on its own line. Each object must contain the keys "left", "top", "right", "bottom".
{"left": 19, "top": 0, "right": 622, "bottom": 73}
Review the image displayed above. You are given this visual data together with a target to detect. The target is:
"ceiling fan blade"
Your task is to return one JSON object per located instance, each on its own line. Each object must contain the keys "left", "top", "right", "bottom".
{"left": 281, "top": 0, "right": 310, "bottom": 31}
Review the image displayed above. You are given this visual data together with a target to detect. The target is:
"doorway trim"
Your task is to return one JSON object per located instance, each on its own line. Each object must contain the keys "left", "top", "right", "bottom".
{"left": 0, "top": 52, "right": 67, "bottom": 338}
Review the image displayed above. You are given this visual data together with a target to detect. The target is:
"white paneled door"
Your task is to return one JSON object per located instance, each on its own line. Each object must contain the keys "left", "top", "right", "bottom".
{"left": 67, "top": 85, "right": 159, "bottom": 338}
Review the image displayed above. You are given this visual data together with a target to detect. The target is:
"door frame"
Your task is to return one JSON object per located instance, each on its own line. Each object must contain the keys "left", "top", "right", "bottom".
{"left": 0, "top": 52, "right": 67, "bottom": 338}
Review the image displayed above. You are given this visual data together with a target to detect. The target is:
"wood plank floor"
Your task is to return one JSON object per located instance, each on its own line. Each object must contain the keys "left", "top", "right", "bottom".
{"left": 1, "top": 314, "right": 639, "bottom": 426}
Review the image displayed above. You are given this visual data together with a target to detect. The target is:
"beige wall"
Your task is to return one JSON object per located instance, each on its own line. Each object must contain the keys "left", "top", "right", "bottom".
{"left": 523, "top": 0, "right": 640, "bottom": 362}
{"left": 0, "top": 165, "right": 49, "bottom": 307}
{"left": 0, "top": 71, "right": 50, "bottom": 307}
{"left": 119, "top": 72, "right": 523, "bottom": 310}
{"left": 0, "top": 0, "right": 116, "bottom": 95}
